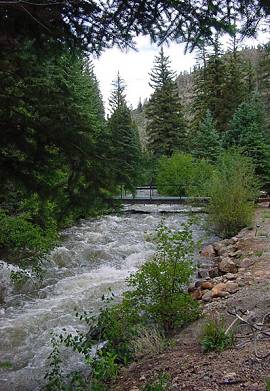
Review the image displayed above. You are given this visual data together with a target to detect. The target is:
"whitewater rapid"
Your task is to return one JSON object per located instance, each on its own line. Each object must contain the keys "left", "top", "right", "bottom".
{"left": 0, "top": 204, "right": 213, "bottom": 390}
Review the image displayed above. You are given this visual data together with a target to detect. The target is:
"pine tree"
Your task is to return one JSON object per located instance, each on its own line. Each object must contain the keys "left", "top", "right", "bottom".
{"left": 145, "top": 48, "right": 186, "bottom": 157}
{"left": 192, "top": 37, "right": 227, "bottom": 133}
{"left": 222, "top": 32, "right": 256, "bottom": 129}
{"left": 192, "top": 36, "right": 257, "bottom": 135}
{"left": 258, "top": 42, "right": 270, "bottom": 129}
{"left": 0, "top": 42, "right": 116, "bottom": 223}
{"left": 192, "top": 110, "right": 222, "bottom": 163}
{"left": 108, "top": 73, "right": 142, "bottom": 190}
{"left": 224, "top": 95, "right": 270, "bottom": 186}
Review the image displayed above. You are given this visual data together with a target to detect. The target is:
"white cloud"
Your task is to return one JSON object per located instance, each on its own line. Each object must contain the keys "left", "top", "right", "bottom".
{"left": 92, "top": 36, "right": 195, "bottom": 111}
{"left": 92, "top": 32, "right": 270, "bottom": 113}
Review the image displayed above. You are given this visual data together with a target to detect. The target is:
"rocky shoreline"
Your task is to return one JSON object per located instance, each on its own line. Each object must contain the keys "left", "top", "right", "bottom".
{"left": 189, "top": 227, "right": 259, "bottom": 304}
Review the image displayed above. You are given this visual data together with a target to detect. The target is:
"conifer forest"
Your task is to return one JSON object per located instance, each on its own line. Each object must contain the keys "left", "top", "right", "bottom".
{"left": 0, "top": 1, "right": 270, "bottom": 391}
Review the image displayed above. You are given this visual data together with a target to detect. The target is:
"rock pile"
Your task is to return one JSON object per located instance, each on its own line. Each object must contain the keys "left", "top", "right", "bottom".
{"left": 189, "top": 230, "right": 255, "bottom": 304}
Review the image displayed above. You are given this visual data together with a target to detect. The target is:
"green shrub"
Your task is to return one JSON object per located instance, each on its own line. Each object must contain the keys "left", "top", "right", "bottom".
{"left": 265, "top": 377, "right": 270, "bottom": 391}
{"left": 45, "top": 222, "right": 201, "bottom": 390}
{"left": 201, "top": 318, "right": 235, "bottom": 352}
{"left": 207, "top": 150, "right": 259, "bottom": 237}
{"left": 156, "top": 153, "right": 213, "bottom": 197}
{"left": 127, "top": 222, "right": 201, "bottom": 334}
{"left": 0, "top": 209, "right": 58, "bottom": 264}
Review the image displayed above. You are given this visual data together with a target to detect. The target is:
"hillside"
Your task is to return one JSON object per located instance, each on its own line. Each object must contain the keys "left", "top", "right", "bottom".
{"left": 132, "top": 45, "right": 267, "bottom": 150}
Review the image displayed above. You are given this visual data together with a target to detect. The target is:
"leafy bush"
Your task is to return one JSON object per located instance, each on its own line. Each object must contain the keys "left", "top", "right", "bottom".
{"left": 265, "top": 377, "right": 270, "bottom": 391}
{"left": 207, "top": 150, "right": 259, "bottom": 237}
{"left": 45, "top": 222, "right": 200, "bottom": 389}
{"left": 156, "top": 153, "right": 213, "bottom": 197}
{"left": 201, "top": 318, "right": 235, "bottom": 352}
{"left": 127, "top": 222, "right": 201, "bottom": 334}
{"left": 0, "top": 209, "right": 57, "bottom": 259}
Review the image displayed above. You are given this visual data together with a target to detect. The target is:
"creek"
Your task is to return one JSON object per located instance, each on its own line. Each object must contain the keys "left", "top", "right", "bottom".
{"left": 0, "top": 204, "right": 215, "bottom": 390}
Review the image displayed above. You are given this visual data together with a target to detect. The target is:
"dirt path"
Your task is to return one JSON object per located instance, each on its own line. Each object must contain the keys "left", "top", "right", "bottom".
{"left": 113, "top": 206, "right": 270, "bottom": 391}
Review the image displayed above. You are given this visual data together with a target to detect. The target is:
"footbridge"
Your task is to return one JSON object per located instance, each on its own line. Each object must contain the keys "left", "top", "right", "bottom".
{"left": 114, "top": 186, "right": 210, "bottom": 205}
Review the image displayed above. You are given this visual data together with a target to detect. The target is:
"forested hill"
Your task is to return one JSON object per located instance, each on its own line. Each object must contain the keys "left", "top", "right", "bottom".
{"left": 133, "top": 45, "right": 268, "bottom": 150}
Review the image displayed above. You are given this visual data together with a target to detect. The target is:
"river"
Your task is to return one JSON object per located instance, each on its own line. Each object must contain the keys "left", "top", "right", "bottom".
{"left": 0, "top": 204, "right": 215, "bottom": 390}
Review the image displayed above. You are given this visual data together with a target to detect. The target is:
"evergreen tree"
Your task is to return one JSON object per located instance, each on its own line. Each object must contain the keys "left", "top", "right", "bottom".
{"left": 192, "top": 37, "right": 227, "bottom": 133}
{"left": 1, "top": 1, "right": 268, "bottom": 55}
{"left": 0, "top": 42, "right": 115, "bottom": 224}
{"left": 192, "top": 36, "right": 257, "bottom": 134}
{"left": 192, "top": 43, "right": 210, "bottom": 132}
{"left": 145, "top": 48, "right": 186, "bottom": 157}
{"left": 192, "top": 110, "right": 222, "bottom": 163}
{"left": 108, "top": 73, "right": 142, "bottom": 190}
{"left": 224, "top": 95, "right": 270, "bottom": 186}
{"left": 222, "top": 42, "right": 252, "bottom": 127}
{"left": 258, "top": 42, "right": 270, "bottom": 129}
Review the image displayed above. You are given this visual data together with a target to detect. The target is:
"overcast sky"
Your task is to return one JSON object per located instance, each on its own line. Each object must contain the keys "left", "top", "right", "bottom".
{"left": 92, "top": 32, "right": 270, "bottom": 112}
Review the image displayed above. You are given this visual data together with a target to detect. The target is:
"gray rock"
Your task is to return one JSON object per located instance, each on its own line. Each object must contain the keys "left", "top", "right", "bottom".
{"left": 219, "top": 257, "right": 238, "bottom": 274}
{"left": 202, "top": 290, "right": 212, "bottom": 302}
{"left": 208, "top": 267, "right": 219, "bottom": 278}
{"left": 225, "top": 281, "right": 239, "bottom": 294}
{"left": 224, "top": 273, "right": 237, "bottom": 280}
{"left": 201, "top": 245, "right": 215, "bottom": 257}
{"left": 240, "top": 258, "right": 255, "bottom": 269}
{"left": 197, "top": 269, "right": 209, "bottom": 279}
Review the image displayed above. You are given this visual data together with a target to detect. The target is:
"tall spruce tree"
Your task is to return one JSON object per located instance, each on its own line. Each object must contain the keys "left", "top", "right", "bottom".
{"left": 192, "top": 110, "right": 222, "bottom": 162}
{"left": 145, "top": 48, "right": 186, "bottom": 157}
{"left": 108, "top": 73, "right": 142, "bottom": 190}
{"left": 224, "top": 95, "right": 270, "bottom": 187}
{"left": 0, "top": 42, "right": 115, "bottom": 224}
{"left": 258, "top": 42, "right": 270, "bottom": 129}
{"left": 192, "top": 36, "right": 257, "bottom": 135}
{"left": 192, "top": 37, "right": 227, "bottom": 133}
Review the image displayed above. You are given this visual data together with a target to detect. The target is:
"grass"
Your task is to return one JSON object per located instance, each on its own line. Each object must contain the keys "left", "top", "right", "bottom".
{"left": 131, "top": 327, "right": 168, "bottom": 359}
{"left": 200, "top": 318, "right": 235, "bottom": 353}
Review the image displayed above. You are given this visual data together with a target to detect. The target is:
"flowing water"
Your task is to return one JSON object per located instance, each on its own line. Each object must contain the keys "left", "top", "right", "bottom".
{"left": 0, "top": 204, "right": 215, "bottom": 390}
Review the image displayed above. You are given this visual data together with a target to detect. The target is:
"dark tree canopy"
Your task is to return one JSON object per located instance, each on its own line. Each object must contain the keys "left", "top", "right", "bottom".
{"left": 1, "top": 0, "right": 269, "bottom": 53}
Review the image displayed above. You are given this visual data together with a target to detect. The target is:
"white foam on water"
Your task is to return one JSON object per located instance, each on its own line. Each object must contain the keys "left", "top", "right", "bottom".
{"left": 0, "top": 206, "right": 212, "bottom": 390}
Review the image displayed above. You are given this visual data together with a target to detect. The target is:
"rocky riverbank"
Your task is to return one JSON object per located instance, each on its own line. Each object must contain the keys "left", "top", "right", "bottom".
{"left": 189, "top": 228, "right": 261, "bottom": 303}
{"left": 114, "top": 206, "right": 270, "bottom": 391}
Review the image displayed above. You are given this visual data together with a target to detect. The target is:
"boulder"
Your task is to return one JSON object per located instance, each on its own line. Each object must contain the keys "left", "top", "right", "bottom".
{"left": 201, "top": 281, "right": 214, "bottom": 290}
{"left": 202, "top": 290, "right": 213, "bottom": 302}
{"left": 225, "top": 281, "right": 238, "bottom": 294}
{"left": 211, "top": 282, "right": 227, "bottom": 298}
{"left": 212, "top": 276, "right": 224, "bottom": 283}
{"left": 224, "top": 273, "right": 237, "bottom": 280}
{"left": 197, "top": 269, "right": 209, "bottom": 279}
{"left": 188, "top": 282, "right": 196, "bottom": 293}
{"left": 208, "top": 267, "right": 219, "bottom": 278}
{"left": 218, "top": 257, "right": 238, "bottom": 274}
{"left": 201, "top": 245, "right": 215, "bottom": 257}
{"left": 191, "top": 288, "right": 203, "bottom": 300}
{"left": 239, "top": 258, "right": 255, "bottom": 269}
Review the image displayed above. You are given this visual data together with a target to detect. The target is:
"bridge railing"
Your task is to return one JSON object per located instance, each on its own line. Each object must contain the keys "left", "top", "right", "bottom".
{"left": 118, "top": 184, "right": 205, "bottom": 200}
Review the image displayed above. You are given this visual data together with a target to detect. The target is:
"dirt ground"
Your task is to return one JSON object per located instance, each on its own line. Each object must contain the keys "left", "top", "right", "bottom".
{"left": 113, "top": 206, "right": 270, "bottom": 391}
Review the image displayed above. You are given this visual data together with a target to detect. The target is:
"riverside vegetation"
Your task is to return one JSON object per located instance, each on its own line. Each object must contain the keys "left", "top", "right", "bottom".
{"left": 1, "top": 2, "right": 270, "bottom": 390}
{"left": 45, "top": 222, "right": 201, "bottom": 390}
